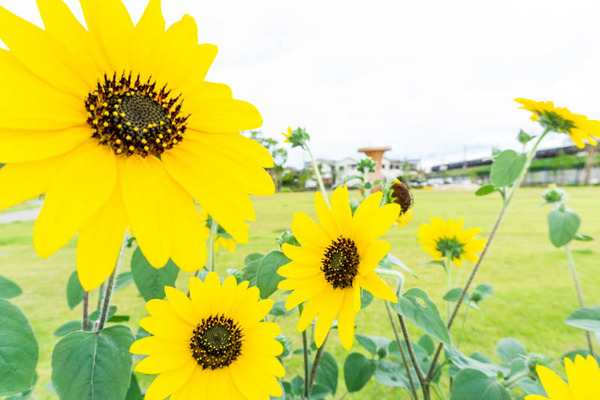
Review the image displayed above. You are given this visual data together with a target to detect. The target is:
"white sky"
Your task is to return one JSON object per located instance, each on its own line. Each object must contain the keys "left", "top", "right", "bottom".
{"left": 3, "top": 0, "right": 600, "bottom": 169}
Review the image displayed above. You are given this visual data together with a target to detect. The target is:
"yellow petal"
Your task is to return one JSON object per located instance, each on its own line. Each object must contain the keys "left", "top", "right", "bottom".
{"left": 536, "top": 364, "right": 570, "bottom": 399}
{"left": 134, "top": 349, "right": 192, "bottom": 374}
{"left": 164, "top": 286, "right": 199, "bottom": 325}
{"left": 297, "top": 289, "right": 330, "bottom": 332}
{"left": 0, "top": 154, "right": 68, "bottom": 210}
{"left": 130, "top": 0, "right": 165, "bottom": 79}
{"left": 121, "top": 155, "right": 171, "bottom": 268}
{"left": 162, "top": 148, "right": 253, "bottom": 243}
{"left": 165, "top": 177, "right": 208, "bottom": 272}
{"left": 359, "top": 273, "right": 397, "bottom": 302}
{"left": 144, "top": 360, "right": 197, "bottom": 400}
{"left": 330, "top": 186, "right": 352, "bottom": 233}
{"left": 314, "top": 191, "right": 338, "bottom": 238}
{"left": 360, "top": 240, "right": 391, "bottom": 272}
{"left": 0, "top": 5, "right": 89, "bottom": 96}
{"left": 80, "top": 0, "right": 134, "bottom": 71}
{"left": 130, "top": 335, "right": 188, "bottom": 355}
{"left": 281, "top": 243, "right": 321, "bottom": 265}
{"left": 34, "top": 140, "right": 117, "bottom": 258}
{"left": 291, "top": 211, "right": 330, "bottom": 249}
{"left": 337, "top": 289, "right": 356, "bottom": 350}
{"left": 0, "top": 126, "right": 90, "bottom": 163}
{"left": 76, "top": 184, "right": 127, "bottom": 291}
{"left": 186, "top": 99, "right": 262, "bottom": 133}
{"left": 314, "top": 290, "right": 344, "bottom": 347}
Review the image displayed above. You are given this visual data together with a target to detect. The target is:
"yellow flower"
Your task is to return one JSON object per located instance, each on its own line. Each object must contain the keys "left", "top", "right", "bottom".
{"left": 417, "top": 217, "right": 486, "bottom": 267}
{"left": 548, "top": 183, "right": 556, "bottom": 189}
{"left": 214, "top": 236, "right": 236, "bottom": 253}
{"left": 130, "top": 272, "right": 284, "bottom": 400}
{"left": 0, "top": 0, "right": 274, "bottom": 290}
{"left": 281, "top": 126, "right": 292, "bottom": 143}
{"left": 526, "top": 355, "right": 600, "bottom": 400}
{"left": 278, "top": 186, "right": 399, "bottom": 350}
{"left": 390, "top": 179, "right": 413, "bottom": 227}
{"left": 515, "top": 98, "right": 599, "bottom": 149}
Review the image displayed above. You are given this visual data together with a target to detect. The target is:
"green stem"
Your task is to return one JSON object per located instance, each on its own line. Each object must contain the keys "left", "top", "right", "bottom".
{"left": 96, "top": 235, "right": 128, "bottom": 331}
{"left": 306, "top": 146, "right": 329, "bottom": 206}
{"left": 385, "top": 302, "right": 419, "bottom": 400}
{"left": 565, "top": 244, "right": 595, "bottom": 356}
{"left": 206, "top": 218, "right": 218, "bottom": 273}
{"left": 299, "top": 304, "right": 310, "bottom": 399}
{"left": 502, "top": 370, "right": 531, "bottom": 388}
{"left": 425, "top": 128, "right": 550, "bottom": 382}
{"left": 445, "top": 255, "right": 452, "bottom": 323}
{"left": 457, "top": 306, "right": 470, "bottom": 348}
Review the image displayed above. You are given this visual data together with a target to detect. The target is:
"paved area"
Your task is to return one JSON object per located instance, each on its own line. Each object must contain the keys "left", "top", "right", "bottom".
{"left": 0, "top": 207, "right": 41, "bottom": 224}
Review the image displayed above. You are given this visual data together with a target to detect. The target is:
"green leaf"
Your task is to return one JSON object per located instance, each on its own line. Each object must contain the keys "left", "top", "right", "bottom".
{"left": 360, "top": 289, "right": 374, "bottom": 309}
{"left": 355, "top": 335, "right": 392, "bottom": 358}
{"left": 374, "top": 360, "right": 415, "bottom": 389}
{"left": 131, "top": 247, "right": 179, "bottom": 302}
{"left": 269, "top": 300, "right": 295, "bottom": 317}
{"left": 66, "top": 271, "right": 84, "bottom": 310}
{"left": 565, "top": 306, "right": 600, "bottom": 332}
{"left": 115, "top": 272, "right": 134, "bottom": 291}
{"left": 548, "top": 208, "right": 581, "bottom": 247}
{"left": 516, "top": 377, "right": 546, "bottom": 395}
{"left": 445, "top": 345, "right": 509, "bottom": 378}
{"left": 54, "top": 321, "right": 83, "bottom": 337}
{"left": 384, "top": 253, "right": 417, "bottom": 277}
{"left": 275, "top": 230, "right": 299, "bottom": 248}
{"left": 290, "top": 375, "right": 304, "bottom": 396}
{"left": 518, "top": 130, "right": 535, "bottom": 145}
{"left": 125, "top": 374, "right": 143, "bottom": 400}
{"left": 344, "top": 353, "right": 376, "bottom": 392}
{"left": 314, "top": 352, "right": 338, "bottom": 395}
{"left": 256, "top": 251, "right": 290, "bottom": 299}
{"left": 473, "top": 284, "right": 494, "bottom": 299}
{"left": 450, "top": 369, "right": 510, "bottom": 400}
{"left": 418, "top": 335, "right": 435, "bottom": 356}
{"left": 443, "top": 287, "right": 468, "bottom": 303}
{"left": 309, "top": 383, "right": 331, "bottom": 399}
{"left": 574, "top": 233, "right": 594, "bottom": 242}
{"left": 496, "top": 338, "right": 527, "bottom": 364}
{"left": 490, "top": 150, "right": 526, "bottom": 188}
{"left": 51, "top": 325, "right": 135, "bottom": 400}
{"left": 0, "top": 300, "right": 38, "bottom": 396}
{"left": 475, "top": 184, "right": 497, "bottom": 197}
{"left": 391, "top": 288, "right": 451, "bottom": 346}
{"left": 0, "top": 276, "right": 22, "bottom": 299}
{"left": 242, "top": 253, "right": 264, "bottom": 287}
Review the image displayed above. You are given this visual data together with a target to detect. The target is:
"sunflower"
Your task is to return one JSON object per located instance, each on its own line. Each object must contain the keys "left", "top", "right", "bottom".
{"left": 277, "top": 186, "right": 399, "bottom": 350}
{"left": 526, "top": 355, "right": 600, "bottom": 400}
{"left": 389, "top": 179, "right": 413, "bottom": 227}
{"left": 130, "top": 272, "right": 284, "bottom": 400}
{"left": 0, "top": 0, "right": 274, "bottom": 290}
{"left": 417, "top": 217, "right": 486, "bottom": 267}
{"left": 281, "top": 126, "right": 292, "bottom": 143}
{"left": 515, "top": 98, "right": 599, "bottom": 149}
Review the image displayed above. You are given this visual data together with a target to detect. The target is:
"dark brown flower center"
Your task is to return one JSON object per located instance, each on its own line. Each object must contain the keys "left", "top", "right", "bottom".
{"left": 321, "top": 236, "right": 360, "bottom": 289}
{"left": 391, "top": 180, "right": 413, "bottom": 213}
{"left": 189, "top": 314, "right": 243, "bottom": 370}
{"left": 84, "top": 72, "right": 189, "bottom": 157}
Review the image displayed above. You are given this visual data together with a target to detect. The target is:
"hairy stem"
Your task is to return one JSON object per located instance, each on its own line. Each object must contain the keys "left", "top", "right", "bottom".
{"left": 82, "top": 291, "right": 89, "bottom": 332}
{"left": 299, "top": 304, "right": 310, "bottom": 399}
{"left": 398, "top": 315, "right": 430, "bottom": 400}
{"left": 96, "top": 235, "right": 128, "bottom": 331}
{"left": 207, "top": 218, "right": 218, "bottom": 272}
{"left": 308, "top": 334, "right": 329, "bottom": 395}
{"left": 425, "top": 129, "right": 549, "bottom": 382}
{"left": 386, "top": 302, "right": 419, "bottom": 399}
{"left": 565, "top": 244, "right": 595, "bottom": 356}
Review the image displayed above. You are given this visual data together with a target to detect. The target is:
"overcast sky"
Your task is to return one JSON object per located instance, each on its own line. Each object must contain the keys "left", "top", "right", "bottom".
{"left": 3, "top": 0, "right": 600, "bottom": 168}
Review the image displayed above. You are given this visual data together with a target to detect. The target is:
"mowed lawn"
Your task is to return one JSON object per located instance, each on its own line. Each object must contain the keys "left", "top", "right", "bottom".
{"left": 1, "top": 187, "right": 599, "bottom": 399}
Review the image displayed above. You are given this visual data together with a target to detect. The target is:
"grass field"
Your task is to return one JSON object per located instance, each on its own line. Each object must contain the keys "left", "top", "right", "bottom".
{"left": 1, "top": 187, "right": 599, "bottom": 399}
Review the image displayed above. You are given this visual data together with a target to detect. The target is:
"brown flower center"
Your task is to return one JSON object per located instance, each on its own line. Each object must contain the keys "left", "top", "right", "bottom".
{"left": 391, "top": 180, "right": 413, "bottom": 213}
{"left": 84, "top": 72, "right": 189, "bottom": 157}
{"left": 189, "top": 314, "right": 243, "bottom": 370}
{"left": 321, "top": 236, "right": 360, "bottom": 289}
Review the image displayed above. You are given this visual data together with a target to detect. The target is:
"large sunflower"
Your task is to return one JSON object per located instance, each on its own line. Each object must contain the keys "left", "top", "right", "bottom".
{"left": 526, "top": 355, "right": 600, "bottom": 400}
{"left": 130, "top": 272, "right": 284, "bottom": 400}
{"left": 278, "top": 186, "right": 399, "bottom": 350}
{"left": 0, "top": 0, "right": 274, "bottom": 290}
{"left": 417, "top": 217, "right": 486, "bottom": 267}
{"left": 515, "top": 98, "right": 599, "bottom": 149}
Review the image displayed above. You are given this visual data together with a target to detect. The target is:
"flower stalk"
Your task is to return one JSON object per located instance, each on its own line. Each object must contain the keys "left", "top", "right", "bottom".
{"left": 425, "top": 128, "right": 550, "bottom": 383}
{"left": 306, "top": 145, "right": 329, "bottom": 206}
{"left": 96, "top": 235, "right": 128, "bottom": 331}
{"left": 206, "top": 218, "right": 218, "bottom": 272}
{"left": 82, "top": 291, "right": 89, "bottom": 332}
{"left": 298, "top": 303, "right": 310, "bottom": 399}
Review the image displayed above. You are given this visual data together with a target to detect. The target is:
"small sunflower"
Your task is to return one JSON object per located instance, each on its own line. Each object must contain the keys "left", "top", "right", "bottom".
{"left": 281, "top": 126, "right": 292, "bottom": 143}
{"left": 515, "top": 98, "right": 599, "bottom": 149}
{"left": 277, "top": 186, "right": 399, "bottom": 350}
{"left": 215, "top": 237, "right": 236, "bottom": 253}
{"left": 130, "top": 272, "right": 284, "bottom": 400}
{"left": 417, "top": 217, "right": 486, "bottom": 267}
{"left": 0, "top": 0, "right": 274, "bottom": 290}
{"left": 389, "top": 179, "right": 413, "bottom": 227}
{"left": 526, "top": 355, "right": 600, "bottom": 400}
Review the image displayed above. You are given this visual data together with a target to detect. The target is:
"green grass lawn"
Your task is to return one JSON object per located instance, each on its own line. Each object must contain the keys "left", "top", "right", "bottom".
{"left": 1, "top": 187, "right": 599, "bottom": 399}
